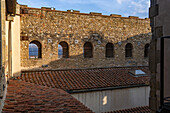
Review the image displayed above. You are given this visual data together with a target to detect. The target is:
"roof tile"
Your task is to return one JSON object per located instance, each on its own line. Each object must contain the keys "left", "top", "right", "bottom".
{"left": 19, "top": 67, "right": 150, "bottom": 91}
{"left": 105, "top": 106, "right": 151, "bottom": 113}
{"left": 2, "top": 80, "right": 93, "bottom": 113}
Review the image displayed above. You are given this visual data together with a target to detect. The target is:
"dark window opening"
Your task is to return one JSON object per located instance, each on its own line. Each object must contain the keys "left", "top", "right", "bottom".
{"left": 106, "top": 43, "right": 114, "bottom": 58}
{"left": 84, "top": 42, "right": 93, "bottom": 58}
{"left": 144, "top": 44, "right": 149, "bottom": 58}
{"left": 29, "top": 40, "right": 42, "bottom": 58}
{"left": 58, "top": 41, "right": 69, "bottom": 58}
{"left": 125, "top": 43, "right": 133, "bottom": 58}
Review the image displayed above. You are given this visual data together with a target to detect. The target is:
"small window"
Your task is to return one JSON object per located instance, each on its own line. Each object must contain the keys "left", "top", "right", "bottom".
{"left": 125, "top": 43, "right": 133, "bottom": 58}
{"left": 144, "top": 44, "right": 149, "bottom": 58}
{"left": 29, "top": 40, "right": 42, "bottom": 58}
{"left": 84, "top": 42, "right": 93, "bottom": 58}
{"left": 106, "top": 43, "right": 114, "bottom": 58}
{"left": 58, "top": 41, "right": 69, "bottom": 58}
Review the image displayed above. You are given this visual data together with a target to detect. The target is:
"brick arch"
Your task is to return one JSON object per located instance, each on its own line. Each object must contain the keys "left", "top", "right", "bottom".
{"left": 58, "top": 41, "right": 69, "bottom": 58}
{"left": 83, "top": 42, "right": 93, "bottom": 58}
{"left": 29, "top": 40, "right": 42, "bottom": 58}
{"left": 125, "top": 43, "right": 133, "bottom": 58}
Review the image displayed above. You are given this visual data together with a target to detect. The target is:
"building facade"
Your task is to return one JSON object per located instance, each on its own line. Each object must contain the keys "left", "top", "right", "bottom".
{"left": 149, "top": 0, "right": 170, "bottom": 112}
{"left": 20, "top": 5, "right": 151, "bottom": 71}
{"left": 0, "top": 1, "right": 153, "bottom": 112}
{"left": 0, "top": 0, "right": 20, "bottom": 111}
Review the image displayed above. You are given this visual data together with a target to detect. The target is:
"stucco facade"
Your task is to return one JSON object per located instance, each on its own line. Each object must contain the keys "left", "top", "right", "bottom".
{"left": 0, "top": 0, "right": 20, "bottom": 111}
{"left": 72, "top": 86, "right": 150, "bottom": 113}
{"left": 20, "top": 6, "right": 151, "bottom": 71}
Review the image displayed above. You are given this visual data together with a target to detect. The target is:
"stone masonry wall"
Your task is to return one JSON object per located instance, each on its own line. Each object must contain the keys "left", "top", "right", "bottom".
{"left": 20, "top": 5, "right": 151, "bottom": 70}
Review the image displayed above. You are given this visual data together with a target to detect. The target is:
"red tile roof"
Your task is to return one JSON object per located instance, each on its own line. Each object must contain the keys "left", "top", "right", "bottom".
{"left": 19, "top": 67, "right": 150, "bottom": 91}
{"left": 2, "top": 80, "right": 93, "bottom": 113}
{"left": 105, "top": 106, "right": 151, "bottom": 113}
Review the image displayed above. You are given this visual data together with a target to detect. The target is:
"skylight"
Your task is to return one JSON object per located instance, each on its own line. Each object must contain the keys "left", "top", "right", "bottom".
{"left": 128, "top": 70, "right": 147, "bottom": 77}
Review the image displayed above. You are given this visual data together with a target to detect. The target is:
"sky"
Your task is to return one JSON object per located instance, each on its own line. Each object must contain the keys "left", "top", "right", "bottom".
{"left": 17, "top": 0, "right": 150, "bottom": 18}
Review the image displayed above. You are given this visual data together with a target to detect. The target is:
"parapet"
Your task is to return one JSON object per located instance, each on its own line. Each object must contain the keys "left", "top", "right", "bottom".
{"left": 19, "top": 4, "right": 149, "bottom": 20}
{"left": 90, "top": 12, "right": 102, "bottom": 16}
{"left": 110, "top": 14, "right": 122, "bottom": 17}
{"left": 129, "top": 16, "right": 139, "bottom": 19}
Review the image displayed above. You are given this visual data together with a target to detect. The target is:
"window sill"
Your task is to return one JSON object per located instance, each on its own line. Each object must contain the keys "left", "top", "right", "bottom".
{"left": 84, "top": 57, "right": 93, "bottom": 59}
{"left": 28, "top": 58, "right": 42, "bottom": 60}
{"left": 125, "top": 57, "right": 133, "bottom": 59}
{"left": 105, "top": 57, "right": 114, "bottom": 59}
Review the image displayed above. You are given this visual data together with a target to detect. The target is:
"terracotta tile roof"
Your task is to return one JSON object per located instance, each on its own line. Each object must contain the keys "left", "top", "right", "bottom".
{"left": 2, "top": 80, "right": 93, "bottom": 113}
{"left": 105, "top": 106, "right": 151, "bottom": 113}
{"left": 19, "top": 67, "right": 150, "bottom": 91}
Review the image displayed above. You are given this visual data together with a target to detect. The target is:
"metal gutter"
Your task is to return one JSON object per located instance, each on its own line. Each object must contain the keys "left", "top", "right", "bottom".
{"left": 21, "top": 65, "right": 149, "bottom": 73}
{"left": 66, "top": 84, "right": 149, "bottom": 94}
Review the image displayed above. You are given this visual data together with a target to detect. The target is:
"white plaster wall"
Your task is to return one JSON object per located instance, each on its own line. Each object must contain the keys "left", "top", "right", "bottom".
{"left": 72, "top": 86, "right": 150, "bottom": 113}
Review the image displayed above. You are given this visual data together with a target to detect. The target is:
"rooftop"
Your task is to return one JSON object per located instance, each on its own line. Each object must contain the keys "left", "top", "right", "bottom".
{"left": 19, "top": 66, "right": 150, "bottom": 92}
{"left": 106, "top": 106, "right": 151, "bottom": 113}
{"left": 2, "top": 80, "right": 93, "bottom": 113}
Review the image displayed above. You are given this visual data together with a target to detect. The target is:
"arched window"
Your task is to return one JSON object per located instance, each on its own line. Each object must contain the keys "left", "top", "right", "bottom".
{"left": 144, "top": 44, "right": 149, "bottom": 58}
{"left": 125, "top": 43, "right": 133, "bottom": 58}
{"left": 106, "top": 43, "right": 114, "bottom": 58}
{"left": 29, "top": 40, "right": 42, "bottom": 58}
{"left": 84, "top": 42, "right": 93, "bottom": 58}
{"left": 58, "top": 41, "right": 69, "bottom": 58}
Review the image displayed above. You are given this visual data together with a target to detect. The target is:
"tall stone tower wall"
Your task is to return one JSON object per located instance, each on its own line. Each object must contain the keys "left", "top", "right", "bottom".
{"left": 20, "top": 5, "right": 151, "bottom": 70}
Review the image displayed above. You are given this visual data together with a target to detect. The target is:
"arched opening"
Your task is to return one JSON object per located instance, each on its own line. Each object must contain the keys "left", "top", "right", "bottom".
{"left": 84, "top": 42, "right": 93, "bottom": 58}
{"left": 144, "top": 44, "right": 149, "bottom": 58}
{"left": 29, "top": 40, "right": 42, "bottom": 58}
{"left": 106, "top": 43, "right": 114, "bottom": 58}
{"left": 58, "top": 41, "right": 69, "bottom": 58}
{"left": 125, "top": 43, "right": 133, "bottom": 58}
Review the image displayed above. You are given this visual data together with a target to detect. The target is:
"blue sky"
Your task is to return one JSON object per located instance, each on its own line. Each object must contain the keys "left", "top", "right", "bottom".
{"left": 17, "top": 0, "right": 150, "bottom": 18}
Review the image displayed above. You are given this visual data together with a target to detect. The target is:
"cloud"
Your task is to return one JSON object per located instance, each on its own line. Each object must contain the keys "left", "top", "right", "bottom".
{"left": 116, "top": 0, "right": 122, "bottom": 4}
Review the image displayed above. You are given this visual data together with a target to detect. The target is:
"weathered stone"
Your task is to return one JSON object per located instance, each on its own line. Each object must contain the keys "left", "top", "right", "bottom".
{"left": 20, "top": 6, "right": 151, "bottom": 70}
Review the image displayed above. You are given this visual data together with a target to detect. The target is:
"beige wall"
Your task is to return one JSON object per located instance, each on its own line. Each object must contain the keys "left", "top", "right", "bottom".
{"left": 11, "top": 15, "right": 21, "bottom": 77}
{"left": 1, "top": 2, "right": 20, "bottom": 111}
{"left": 72, "top": 86, "right": 150, "bottom": 113}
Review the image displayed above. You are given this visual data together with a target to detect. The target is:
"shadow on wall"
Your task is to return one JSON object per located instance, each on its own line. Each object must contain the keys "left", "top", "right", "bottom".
{"left": 22, "top": 32, "right": 151, "bottom": 71}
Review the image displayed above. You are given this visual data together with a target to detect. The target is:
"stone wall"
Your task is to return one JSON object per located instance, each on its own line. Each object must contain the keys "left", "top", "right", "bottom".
{"left": 149, "top": 0, "right": 170, "bottom": 112}
{"left": 0, "top": 0, "right": 7, "bottom": 111}
{"left": 20, "top": 6, "right": 151, "bottom": 70}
